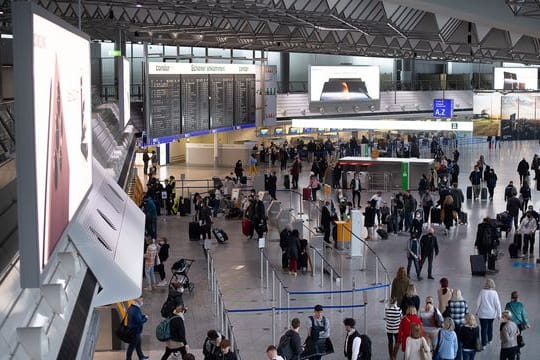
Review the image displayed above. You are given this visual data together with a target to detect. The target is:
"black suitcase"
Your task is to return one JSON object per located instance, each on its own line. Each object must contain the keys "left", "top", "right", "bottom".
{"left": 282, "top": 252, "right": 289, "bottom": 269}
{"left": 284, "top": 174, "right": 290, "bottom": 189}
{"left": 240, "top": 176, "right": 247, "bottom": 185}
{"left": 488, "top": 254, "right": 497, "bottom": 271}
{"left": 430, "top": 207, "right": 441, "bottom": 224}
{"left": 481, "top": 187, "right": 488, "bottom": 201}
{"left": 459, "top": 211, "right": 468, "bottom": 224}
{"left": 509, "top": 242, "right": 519, "bottom": 258}
{"left": 514, "top": 233, "right": 522, "bottom": 250}
{"left": 189, "top": 221, "right": 200, "bottom": 241}
{"left": 182, "top": 198, "right": 191, "bottom": 215}
{"left": 377, "top": 228, "right": 389, "bottom": 240}
{"left": 470, "top": 254, "right": 486, "bottom": 276}
{"left": 213, "top": 228, "right": 228, "bottom": 243}
{"left": 466, "top": 186, "right": 473, "bottom": 200}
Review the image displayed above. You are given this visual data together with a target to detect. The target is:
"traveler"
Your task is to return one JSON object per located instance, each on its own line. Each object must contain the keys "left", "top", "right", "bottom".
{"left": 203, "top": 330, "right": 222, "bottom": 360}
{"left": 306, "top": 305, "right": 332, "bottom": 360}
{"left": 278, "top": 318, "right": 302, "bottom": 360}
{"left": 433, "top": 318, "right": 458, "bottom": 360}
{"left": 437, "top": 278, "right": 453, "bottom": 313}
{"left": 142, "top": 149, "right": 150, "bottom": 175}
{"left": 475, "top": 278, "right": 501, "bottom": 348}
{"left": 517, "top": 158, "right": 529, "bottom": 185}
{"left": 268, "top": 171, "right": 277, "bottom": 200}
{"left": 279, "top": 226, "right": 291, "bottom": 270}
{"left": 475, "top": 218, "right": 497, "bottom": 263}
{"left": 518, "top": 210, "right": 537, "bottom": 257}
{"left": 350, "top": 173, "right": 362, "bottom": 208}
{"left": 504, "top": 181, "right": 518, "bottom": 202}
{"left": 266, "top": 345, "right": 285, "bottom": 360}
{"left": 394, "top": 306, "right": 424, "bottom": 357}
{"left": 419, "top": 228, "right": 439, "bottom": 279}
{"left": 199, "top": 200, "right": 213, "bottom": 241}
{"left": 507, "top": 193, "right": 522, "bottom": 230}
{"left": 363, "top": 200, "right": 376, "bottom": 240}
{"left": 126, "top": 297, "right": 149, "bottom": 360}
{"left": 406, "top": 236, "right": 422, "bottom": 281}
{"left": 160, "top": 304, "right": 188, "bottom": 360}
{"left": 247, "top": 153, "right": 258, "bottom": 175}
{"left": 504, "top": 291, "right": 529, "bottom": 341}
{"left": 309, "top": 174, "right": 320, "bottom": 201}
{"left": 468, "top": 166, "right": 482, "bottom": 200}
{"left": 151, "top": 150, "right": 158, "bottom": 167}
{"left": 418, "top": 174, "right": 429, "bottom": 197}
{"left": 384, "top": 297, "right": 402, "bottom": 360}
{"left": 370, "top": 191, "right": 383, "bottom": 225}
{"left": 290, "top": 156, "right": 302, "bottom": 189}
{"left": 333, "top": 163, "right": 343, "bottom": 189}
{"left": 390, "top": 267, "right": 410, "bottom": 306}
{"left": 403, "top": 191, "right": 417, "bottom": 232}
{"left": 234, "top": 160, "right": 243, "bottom": 182}
{"left": 405, "top": 323, "right": 430, "bottom": 360}
{"left": 401, "top": 284, "right": 421, "bottom": 315}
{"left": 155, "top": 237, "right": 170, "bottom": 287}
{"left": 485, "top": 168, "right": 497, "bottom": 201}
{"left": 445, "top": 289, "right": 468, "bottom": 329}
{"left": 519, "top": 181, "right": 531, "bottom": 212}
{"left": 218, "top": 339, "right": 237, "bottom": 360}
{"left": 143, "top": 238, "right": 158, "bottom": 291}
{"left": 421, "top": 192, "right": 434, "bottom": 223}
{"left": 320, "top": 201, "right": 332, "bottom": 244}
{"left": 280, "top": 147, "right": 288, "bottom": 172}
{"left": 499, "top": 310, "right": 520, "bottom": 360}
{"left": 310, "top": 159, "right": 320, "bottom": 180}
{"left": 410, "top": 210, "right": 423, "bottom": 239}
{"left": 287, "top": 229, "right": 301, "bottom": 276}
{"left": 449, "top": 183, "right": 464, "bottom": 216}
{"left": 143, "top": 195, "right": 157, "bottom": 239}
{"left": 343, "top": 318, "right": 361, "bottom": 360}
{"left": 419, "top": 296, "right": 443, "bottom": 337}
{"left": 459, "top": 313, "right": 481, "bottom": 360}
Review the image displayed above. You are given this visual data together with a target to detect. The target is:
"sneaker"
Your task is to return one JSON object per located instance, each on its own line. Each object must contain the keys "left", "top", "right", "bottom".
{"left": 157, "top": 280, "right": 168, "bottom": 287}
{"left": 417, "top": 276, "right": 423, "bottom": 281}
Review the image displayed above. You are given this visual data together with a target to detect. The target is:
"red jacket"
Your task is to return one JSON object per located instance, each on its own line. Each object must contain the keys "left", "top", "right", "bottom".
{"left": 397, "top": 315, "right": 424, "bottom": 352}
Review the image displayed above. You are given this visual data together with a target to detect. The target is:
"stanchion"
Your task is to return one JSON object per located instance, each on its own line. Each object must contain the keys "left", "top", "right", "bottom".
{"left": 320, "top": 256, "right": 324, "bottom": 288}
{"left": 272, "top": 270, "right": 275, "bottom": 302}
{"left": 207, "top": 253, "right": 211, "bottom": 282}
{"left": 260, "top": 248, "right": 264, "bottom": 289}
{"left": 361, "top": 243, "right": 367, "bottom": 270}
{"left": 330, "top": 269, "right": 334, "bottom": 306}
{"left": 352, "top": 278, "right": 356, "bottom": 318}
{"left": 339, "top": 279, "right": 343, "bottom": 313}
{"left": 272, "top": 307, "right": 276, "bottom": 346}
{"left": 278, "top": 286, "right": 282, "bottom": 316}
{"left": 289, "top": 189, "right": 293, "bottom": 211}
{"left": 363, "top": 291, "right": 368, "bottom": 334}
{"left": 312, "top": 247, "right": 316, "bottom": 277}
{"left": 266, "top": 258, "right": 269, "bottom": 289}
{"left": 287, "top": 293, "right": 290, "bottom": 325}
{"left": 372, "top": 260, "right": 379, "bottom": 285}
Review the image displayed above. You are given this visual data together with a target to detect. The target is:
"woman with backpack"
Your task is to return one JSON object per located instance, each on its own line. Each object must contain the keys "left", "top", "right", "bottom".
{"left": 160, "top": 304, "right": 189, "bottom": 360}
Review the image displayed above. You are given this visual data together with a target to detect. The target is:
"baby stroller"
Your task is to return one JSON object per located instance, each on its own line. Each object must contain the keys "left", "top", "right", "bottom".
{"left": 170, "top": 258, "right": 195, "bottom": 292}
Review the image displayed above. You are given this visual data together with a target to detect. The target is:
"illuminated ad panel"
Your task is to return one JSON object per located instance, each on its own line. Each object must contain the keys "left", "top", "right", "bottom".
{"left": 494, "top": 67, "right": 538, "bottom": 90}
{"left": 309, "top": 65, "right": 380, "bottom": 114}
{"left": 13, "top": 2, "right": 92, "bottom": 286}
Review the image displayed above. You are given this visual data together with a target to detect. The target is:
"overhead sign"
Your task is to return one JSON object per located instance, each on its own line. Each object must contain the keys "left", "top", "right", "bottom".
{"left": 433, "top": 99, "right": 454, "bottom": 118}
{"left": 292, "top": 118, "right": 473, "bottom": 132}
{"left": 148, "top": 62, "right": 257, "bottom": 75}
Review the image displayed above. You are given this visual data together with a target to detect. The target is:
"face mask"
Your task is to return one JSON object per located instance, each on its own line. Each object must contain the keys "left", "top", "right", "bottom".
{"left": 139, "top": 302, "right": 144, "bottom": 307}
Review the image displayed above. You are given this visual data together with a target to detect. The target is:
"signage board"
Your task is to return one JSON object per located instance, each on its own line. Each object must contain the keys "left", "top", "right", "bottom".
{"left": 433, "top": 99, "right": 454, "bottom": 118}
{"left": 494, "top": 67, "right": 538, "bottom": 90}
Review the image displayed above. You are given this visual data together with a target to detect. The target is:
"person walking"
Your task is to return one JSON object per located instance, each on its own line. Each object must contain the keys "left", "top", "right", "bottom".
{"left": 126, "top": 297, "right": 149, "bottom": 360}
{"left": 306, "top": 305, "right": 332, "bottom": 360}
{"left": 517, "top": 158, "right": 530, "bottom": 186}
{"left": 320, "top": 201, "right": 332, "bottom": 245}
{"left": 403, "top": 191, "right": 417, "bottom": 233}
{"left": 469, "top": 166, "right": 482, "bottom": 200}
{"left": 486, "top": 168, "right": 497, "bottom": 201}
{"left": 343, "top": 318, "right": 362, "bottom": 360}
{"left": 290, "top": 156, "right": 302, "bottom": 190}
{"left": 419, "top": 296, "right": 443, "bottom": 337}
{"left": 268, "top": 171, "right": 277, "bottom": 200}
{"left": 401, "top": 284, "right": 421, "bottom": 315}
{"left": 160, "top": 304, "right": 189, "bottom": 360}
{"left": 433, "top": 318, "right": 458, "bottom": 360}
{"left": 405, "top": 323, "right": 430, "bottom": 360}
{"left": 406, "top": 236, "right": 422, "bottom": 281}
{"left": 507, "top": 193, "right": 522, "bottom": 230}
{"left": 518, "top": 210, "right": 537, "bottom": 258}
{"left": 459, "top": 313, "right": 481, "bottom": 360}
{"left": 450, "top": 183, "right": 464, "bottom": 216}
{"left": 350, "top": 173, "right": 362, "bottom": 208}
{"left": 504, "top": 291, "right": 530, "bottom": 343}
{"left": 419, "top": 228, "right": 439, "bottom": 279}
{"left": 500, "top": 310, "right": 520, "bottom": 360}
{"left": 391, "top": 267, "right": 410, "bottom": 307}
{"left": 278, "top": 318, "right": 303, "bottom": 360}
{"left": 504, "top": 181, "right": 518, "bottom": 202}
{"left": 519, "top": 181, "right": 531, "bottom": 212}
{"left": 475, "top": 217, "right": 497, "bottom": 264}
{"left": 476, "top": 278, "right": 502, "bottom": 348}
{"left": 441, "top": 194, "right": 454, "bottom": 235}
{"left": 385, "top": 297, "right": 403, "bottom": 360}
{"left": 437, "top": 278, "right": 453, "bottom": 313}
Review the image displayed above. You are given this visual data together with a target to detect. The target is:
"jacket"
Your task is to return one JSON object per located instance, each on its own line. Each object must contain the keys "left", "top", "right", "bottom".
{"left": 517, "top": 160, "right": 529, "bottom": 175}
{"left": 420, "top": 234, "right": 439, "bottom": 257}
{"left": 391, "top": 277, "right": 410, "bottom": 305}
{"left": 500, "top": 321, "right": 519, "bottom": 349}
{"left": 144, "top": 243, "right": 158, "bottom": 268}
{"left": 397, "top": 315, "right": 424, "bottom": 352}
{"left": 520, "top": 185, "right": 531, "bottom": 200}
{"left": 446, "top": 299, "right": 468, "bottom": 326}
{"left": 469, "top": 171, "right": 482, "bottom": 185}
{"left": 505, "top": 301, "right": 528, "bottom": 327}
{"left": 518, "top": 215, "right": 537, "bottom": 235}
{"left": 459, "top": 325, "right": 479, "bottom": 351}
{"left": 450, "top": 188, "right": 464, "bottom": 209}
{"left": 283, "top": 329, "right": 302, "bottom": 359}
{"left": 127, "top": 304, "right": 147, "bottom": 335}
{"left": 506, "top": 196, "right": 521, "bottom": 216}
{"left": 435, "top": 329, "right": 458, "bottom": 359}
{"left": 167, "top": 314, "right": 187, "bottom": 347}
{"left": 287, "top": 233, "right": 301, "bottom": 260}
{"left": 363, "top": 207, "right": 376, "bottom": 227}
{"left": 476, "top": 289, "right": 501, "bottom": 319}
{"left": 504, "top": 185, "right": 517, "bottom": 201}
{"left": 203, "top": 334, "right": 222, "bottom": 360}
{"left": 321, "top": 205, "right": 331, "bottom": 228}
{"left": 486, "top": 173, "right": 497, "bottom": 188}
{"left": 475, "top": 222, "right": 496, "bottom": 252}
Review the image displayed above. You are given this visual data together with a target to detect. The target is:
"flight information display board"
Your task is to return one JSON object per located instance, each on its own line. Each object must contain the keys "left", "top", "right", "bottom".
{"left": 234, "top": 74, "right": 256, "bottom": 125}
{"left": 149, "top": 75, "right": 181, "bottom": 138}
{"left": 209, "top": 75, "right": 234, "bottom": 129}
{"left": 181, "top": 74, "right": 209, "bottom": 133}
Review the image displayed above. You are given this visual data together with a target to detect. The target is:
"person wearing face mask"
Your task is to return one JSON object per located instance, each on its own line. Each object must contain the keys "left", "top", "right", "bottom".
{"left": 126, "top": 297, "right": 149, "bottom": 360}
{"left": 419, "top": 228, "right": 439, "bottom": 280}
{"left": 161, "top": 304, "right": 189, "bottom": 360}
{"left": 305, "top": 305, "right": 332, "bottom": 360}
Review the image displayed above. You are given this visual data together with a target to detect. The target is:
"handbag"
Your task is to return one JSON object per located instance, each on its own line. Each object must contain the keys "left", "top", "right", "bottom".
{"left": 421, "top": 337, "right": 432, "bottom": 360}
{"left": 517, "top": 334, "right": 525, "bottom": 348}
{"left": 115, "top": 313, "right": 136, "bottom": 344}
{"left": 475, "top": 337, "right": 483, "bottom": 352}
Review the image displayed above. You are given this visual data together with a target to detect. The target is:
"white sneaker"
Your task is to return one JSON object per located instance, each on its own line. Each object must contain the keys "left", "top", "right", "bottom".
{"left": 157, "top": 280, "right": 168, "bottom": 287}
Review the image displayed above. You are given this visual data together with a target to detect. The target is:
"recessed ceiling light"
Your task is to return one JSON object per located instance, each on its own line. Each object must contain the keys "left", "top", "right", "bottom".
{"left": 136, "top": 4, "right": 142, "bottom": 7}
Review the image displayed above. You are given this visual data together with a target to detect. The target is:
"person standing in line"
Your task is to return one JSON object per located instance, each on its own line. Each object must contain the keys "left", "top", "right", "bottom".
{"left": 485, "top": 168, "right": 497, "bottom": 201}
{"left": 126, "top": 297, "right": 149, "bottom": 360}
{"left": 309, "top": 174, "right": 320, "bottom": 201}
{"left": 517, "top": 158, "right": 530, "bottom": 186}
{"left": 350, "top": 173, "right": 362, "bottom": 208}
{"left": 143, "top": 238, "right": 158, "bottom": 291}
{"left": 469, "top": 166, "right": 482, "bottom": 200}
{"left": 306, "top": 305, "right": 331, "bottom": 360}
{"left": 405, "top": 323, "right": 430, "bottom": 360}
{"left": 419, "top": 296, "right": 443, "bottom": 341}
{"left": 287, "top": 229, "right": 301, "bottom": 276}
{"left": 290, "top": 156, "right": 302, "bottom": 190}
{"left": 499, "top": 310, "right": 520, "bottom": 360}
{"left": 265, "top": 345, "right": 285, "bottom": 360}
{"left": 459, "top": 313, "right": 481, "bottom": 360}
{"left": 320, "top": 201, "right": 332, "bottom": 245}
{"left": 419, "top": 228, "right": 439, "bottom": 280}
{"left": 476, "top": 278, "right": 502, "bottom": 348}
{"left": 406, "top": 236, "right": 422, "bottom": 281}
{"left": 142, "top": 149, "right": 150, "bottom": 175}
{"left": 267, "top": 171, "right": 277, "bottom": 200}
{"left": 394, "top": 306, "right": 424, "bottom": 359}
{"left": 363, "top": 200, "right": 377, "bottom": 240}
{"left": 343, "top": 318, "right": 362, "bottom": 360}
{"left": 445, "top": 289, "right": 468, "bottom": 359}
{"left": 437, "top": 278, "right": 453, "bottom": 314}
{"left": 218, "top": 339, "right": 237, "bottom": 360}
{"left": 391, "top": 267, "right": 410, "bottom": 307}
{"left": 504, "top": 291, "right": 530, "bottom": 343}
{"left": 203, "top": 330, "right": 222, "bottom": 360}
{"left": 199, "top": 200, "right": 213, "bottom": 242}
{"left": 160, "top": 304, "right": 189, "bottom": 360}
{"left": 384, "top": 297, "right": 403, "bottom": 360}
{"left": 401, "top": 284, "right": 421, "bottom": 315}
{"left": 441, "top": 194, "right": 455, "bottom": 235}
{"left": 433, "top": 318, "right": 459, "bottom": 360}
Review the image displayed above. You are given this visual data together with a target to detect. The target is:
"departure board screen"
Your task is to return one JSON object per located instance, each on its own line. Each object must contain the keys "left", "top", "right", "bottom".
{"left": 149, "top": 74, "right": 181, "bottom": 138}
{"left": 181, "top": 74, "right": 209, "bottom": 134}
{"left": 234, "top": 74, "right": 256, "bottom": 125}
{"left": 209, "top": 75, "right": 234, "bottom": 129}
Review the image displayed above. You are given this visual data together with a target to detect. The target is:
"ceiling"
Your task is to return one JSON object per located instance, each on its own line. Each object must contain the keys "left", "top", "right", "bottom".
{"left": 2, "top": 0, "right": 540, "bottom": 63}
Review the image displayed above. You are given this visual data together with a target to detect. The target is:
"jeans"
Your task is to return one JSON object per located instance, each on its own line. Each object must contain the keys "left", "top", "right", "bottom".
{"left": 420, "top": 254, "right": 434, "bottom": 277}
{"left": 523, "top": 233, "right": 535, "bottom": 254}
{"left": 404, "top": 212, "right": 413, "bottom": 231}
{"left": 472, "top": 184, "right": 481, "bottom": 199}
{"left": 500, "top": 346, "right": 519, "bottom": 360}
{"left": 144, "top": 265, "right": 155, "bottom": 288}
{"left": 479, "top": 318, "right": 494, "bottom": 346}
{"left": 387, "top": 333, "right": 398, "bottom": 360}
{"left": 375, "top": 208, "right": 381, "bottom": 225}
{"left": 155, "top": 263, "right": 166, "bottom": 281}
{"left": 352, "top": 190, "right": 361, "bottom": 207}
{"left": 292, "top": 174, "right": 299, "bottom": 189}
{"left": 407, "top": 256, "right": 420, "bottom": 278}
{"left": 462, "top": 350, "right": 476, "bottom": 360}
{"left": 126, "top": 333, "right": 144, "bottom": 359}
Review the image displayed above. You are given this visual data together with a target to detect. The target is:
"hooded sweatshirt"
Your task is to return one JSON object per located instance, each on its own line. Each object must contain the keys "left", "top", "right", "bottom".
{"left": 435, "top": 329, "right": 458, "bottom": 360}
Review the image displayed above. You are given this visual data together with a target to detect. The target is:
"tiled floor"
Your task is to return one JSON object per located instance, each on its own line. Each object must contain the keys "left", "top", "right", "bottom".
{"left": 97, "top": 140, "right": 540, "bottom": 360}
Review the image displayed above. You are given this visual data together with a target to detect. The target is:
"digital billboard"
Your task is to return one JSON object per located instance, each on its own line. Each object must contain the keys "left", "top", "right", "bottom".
{"left": 13, "top": 2, "right": 92, "bottom": 287}
{"left": 472, "top": 92, "right": 502, "bottom": 136}
{"left": 309, "top": 65, "right": 380, "bottom": 113}
{"left": 494, "top": 67, "right": 538, "bottom": 90}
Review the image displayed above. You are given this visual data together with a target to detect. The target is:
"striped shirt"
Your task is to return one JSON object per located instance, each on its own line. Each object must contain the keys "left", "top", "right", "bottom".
{"left": 385, "top": 304, "right": 402, "bottom": 333}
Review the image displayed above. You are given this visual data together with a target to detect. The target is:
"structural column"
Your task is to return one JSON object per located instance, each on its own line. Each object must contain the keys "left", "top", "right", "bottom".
{"left": 280, "top": 52, "right": 290, "bottom": 93}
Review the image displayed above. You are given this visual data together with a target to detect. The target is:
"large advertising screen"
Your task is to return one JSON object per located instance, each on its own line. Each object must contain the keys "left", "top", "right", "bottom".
{"left": 494, "top": 67, "right": 538, "bottom": 90}
{"left": 472, "top": 92, "right": 502, "bottom": 136}
{"left": 13, "top": 3, "right": 92, "bottom": 286}
{"left": 309, "top": 65, "right": 380, "bottom": 113}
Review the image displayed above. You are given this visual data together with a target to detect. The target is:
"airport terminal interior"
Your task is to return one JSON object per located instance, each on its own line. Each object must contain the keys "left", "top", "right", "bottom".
{"left": 1, "top": 1, "right": 540, "bottom": 360}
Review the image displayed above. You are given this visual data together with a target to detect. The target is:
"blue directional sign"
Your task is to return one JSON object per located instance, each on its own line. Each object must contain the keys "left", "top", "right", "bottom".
{"left": 433, "top": 99, "right": 454, "bottom": 118}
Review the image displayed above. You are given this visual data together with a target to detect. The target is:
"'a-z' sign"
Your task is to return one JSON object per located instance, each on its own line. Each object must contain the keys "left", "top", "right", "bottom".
{"left": 433, "top": 99, "right": 454, "bottom": 118}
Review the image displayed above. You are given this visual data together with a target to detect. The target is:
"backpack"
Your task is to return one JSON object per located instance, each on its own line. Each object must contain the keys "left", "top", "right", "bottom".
{"left": 358, "top": 334, "right": 372, "bottom": 360}
{"left": 161, "top": 297, "right": 176, "bottom": 318}
{"left": 155, "top": 315, "right": 179, "bottom": 342}
{"left": 277, "top": 332, "right": 294, "bottom": 359}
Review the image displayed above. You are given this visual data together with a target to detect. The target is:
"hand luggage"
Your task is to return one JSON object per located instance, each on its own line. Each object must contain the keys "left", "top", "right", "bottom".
{"left": 470, "top": 254, "right": 486, "bottom": 276}
{"left": 283, "top": 174, "right": 290, "bottom": 189}
{"left": 182, "top": 198, "right": 191, "bottom": 215}
{"left": 509, "top": 242, "right": 519, "bottom": 258}
{"left": 514, "top": 233, "right": 522, "bottom": 250}
{"left": 376, "top": 228, "right": 389, "bottom": 240}
{"left": 189, "top": 220, "right": 200, "bottom": 241}
{"left": 212, "top": 177, "right": 223, "bottom": 189}
{"left": 281, "top": 252, "right": 289, "bottom": 269}
{"left": 213, "top": 228, "right": 228, "bottom": 243}
{"left": 481, "top": 187, "right": 488, "bottom": 201}
{"left": 487, "top": 253, "right": 497, "bottom": 271}
{"left": 240, "top": 176, "right": 247, "bottom": 185}
{"left": 242, "top": 218, "right": 252, "bottom": 236}
{"left": 466, "top": 186, "right": 473, "bottom": 200}
{"left": 303, "top": 187, "right": 312, "bottom": 201}
{"left": 430, "top": 207, "right": 441, "bottom": 224}
{"left": 459, "top": 211, "right": 468, "bottom": 224}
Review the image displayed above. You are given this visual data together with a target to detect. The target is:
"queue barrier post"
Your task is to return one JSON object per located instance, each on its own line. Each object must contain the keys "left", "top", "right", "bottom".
{"left": 271, "top": 307, "right": 276, "bottom": 346}
{"left": 272, "top": 270, "right": 275, "bottom": 302}
{"left": 339, "top": 278, "right": 343, "bottom": 313}
{"left": 266, "top": 257, "right": 269, "bottom": 289}
{"left": 286, "top": 293, "right": 290, "bottom": 325}
{"left": 320, "top": 255, "right": 324, "bottom": 288}
{"left": 352, "top": 278, "right": 355, "bottom": 318}
{"left": 312, "top": 247, "right": 316, "bottom": 277}
{"left": 330, "top": 269, "right": 334, "bottom": 307}
{"left": 260, "top": 248, "right": 264, "bottom": 289}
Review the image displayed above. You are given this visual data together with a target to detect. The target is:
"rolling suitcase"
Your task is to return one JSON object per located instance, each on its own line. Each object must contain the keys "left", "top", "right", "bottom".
{"left": 488, "top": 253, "right": 497, "bottom": 271}
{"left": 242, "top": 218, "right": 252, "bottom": 236}
{"left": 303, "top": 187, "right": 312, "bottom": 201}
{"left": 189, "top": 220, "right": 200, "bottom": 241}
{"left": 509, "top": 242, "right": 519, "bottom": 258}
{"left": 470, "top": 254, "right": 486, "bottom": 276}
{"left": 376, "top": 228, "right": 389, "bottom": 240}
{"left": 430, "top": 207, "right": 441, "bottom": 224}
{"left": 284, "top": 174, "right": 291, "bottom": 189}
{"left": 240, "top": 176, "right": 247, "bottom": 185}
{"left": 514, "top": 233, "right": 522, "bottom": 250}
{"left": 213, "top": 228, "right": 228, "bottom": 243}
{"left": 480, "top": 187, "right": 488, "bottom": 201}
{"left": 466, "top": 186, "right": 473, "bottom": 200}
{"left": 459, "top": 211, "right": 468, "bottom": 224}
